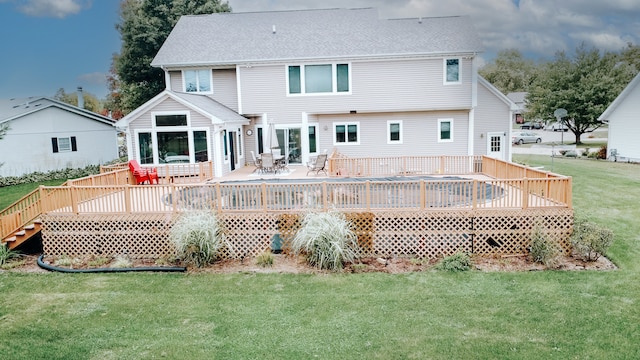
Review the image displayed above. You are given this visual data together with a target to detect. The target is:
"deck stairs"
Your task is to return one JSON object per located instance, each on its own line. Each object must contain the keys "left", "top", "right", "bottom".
{"left": 2, "top": 220, "right": 42, "bottom": 250}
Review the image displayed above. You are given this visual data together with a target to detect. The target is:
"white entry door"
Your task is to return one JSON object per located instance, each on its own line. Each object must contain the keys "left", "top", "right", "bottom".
{"left": 487, "top": 132, "right": 506, "bottom": 160}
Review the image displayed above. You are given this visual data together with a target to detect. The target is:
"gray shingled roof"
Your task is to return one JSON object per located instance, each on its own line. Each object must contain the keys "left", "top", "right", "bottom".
{"left": 0, "top": 97, "right": 114, "bottom": 125}
{"left": 152, "top": 8, "right": 484, "bottom": 67}
{"left": 172, "top": 92, "right": 248, "bottom": 123}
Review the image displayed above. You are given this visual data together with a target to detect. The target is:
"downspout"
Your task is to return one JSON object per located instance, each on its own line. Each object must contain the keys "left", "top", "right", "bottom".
{"left": 468, "top": 57, "right": 478, "bottom": 164}
{"left": 236, "top": 65, "right": 243, "bottom": 114}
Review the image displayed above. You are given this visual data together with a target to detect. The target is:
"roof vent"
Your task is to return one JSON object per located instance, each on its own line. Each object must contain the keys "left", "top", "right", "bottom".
{"left": 272, "top": 25, "right": 276, "bottom": 34}
{"left": 418, "top": 17, "right": 422, "bottom": 24}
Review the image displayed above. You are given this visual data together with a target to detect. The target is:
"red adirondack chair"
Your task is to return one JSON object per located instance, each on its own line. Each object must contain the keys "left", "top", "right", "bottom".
{"left": 128, "top": 160, "right": 158, "bottom": 184}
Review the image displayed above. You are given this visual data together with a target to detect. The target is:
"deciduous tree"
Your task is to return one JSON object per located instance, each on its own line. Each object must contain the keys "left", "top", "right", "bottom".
{"left": 53, "top": 88, "right": 103, "bottom": 113}
{"left": 479, "top": 49, "right": 539, "bottom": 94}
{"left": 526, "top": 45, "right": 637, "bottom": 144}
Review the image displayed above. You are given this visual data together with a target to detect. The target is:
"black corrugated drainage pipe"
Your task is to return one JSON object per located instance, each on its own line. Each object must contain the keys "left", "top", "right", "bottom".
{"left": 37, "top": 255, "right": 186, "bottom": 273}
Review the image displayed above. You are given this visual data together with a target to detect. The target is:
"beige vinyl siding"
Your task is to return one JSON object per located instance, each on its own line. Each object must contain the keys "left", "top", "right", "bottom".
{"left": 316, "top": 111, "right": 469, "bottom": 158}
{"left": 474, "top": 82, "right": 512, "bottom": 157}
{"left": 211, "top": 69, "right": 238, "bottom": 111}
{"left": 169, "top": 71, "right": 182, "bottom": 91}
{"left": 239, "top": 57, "right": 473, "bottom": 124}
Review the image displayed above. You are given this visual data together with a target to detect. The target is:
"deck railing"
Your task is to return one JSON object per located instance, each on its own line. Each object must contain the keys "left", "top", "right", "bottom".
{"left": 328, "top": 155, "right": 483, "bottom": 177}
{"left": 2, "top": 157, "right": 572, "bottom": 241}
{"left": 38, "top": 175, "right": 571, "bottom": 216}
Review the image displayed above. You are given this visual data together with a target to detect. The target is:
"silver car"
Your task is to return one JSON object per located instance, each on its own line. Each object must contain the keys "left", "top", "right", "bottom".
{"left": 512, "top": 132, "right": 541, "bottom": 145}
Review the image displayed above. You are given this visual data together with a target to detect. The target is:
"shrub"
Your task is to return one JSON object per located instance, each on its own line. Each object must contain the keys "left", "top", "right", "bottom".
{"left": 0, "top": 164, "right": 102, "bottom": 187}
{"left": 571, "top": 218, "right": 614, "bottom": 261}
{"left": 290, "top": 211, "right": 359, "bottom": 271}
{"left": 255, "top": 251, "right": 274, "bottom": 267}
{"left": 0, "top": 244, "right": 20, "bottom": 266}
{"left": 529, "top": 223, "right": 561, "bottom": 268}
{"left": 597, "top": 145, "right": 607, "bottom": 160}
{"left": 170, "top": 211, "right": 226, "bottom": 267}
{"left": 436, "top": 252, "right": 472, "bottom": 272}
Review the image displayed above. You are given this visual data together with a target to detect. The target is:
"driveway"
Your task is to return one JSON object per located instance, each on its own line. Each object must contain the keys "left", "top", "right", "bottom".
{"left": 511, "top": 128, "right": 607, "bottom": 155}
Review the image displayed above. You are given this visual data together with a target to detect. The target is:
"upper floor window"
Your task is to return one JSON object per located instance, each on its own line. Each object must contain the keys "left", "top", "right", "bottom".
{"left": 438, "top": 119, "right": 453, "bottom": 142}
{"left": 288, "top": 63, "right": 350, "bottom": 95}
{"left": 444, "top": 58, "right": 460, "bottom": 84}
{"left": 334, "top": 122, "right": 359, "bottom": 145}
{"left": 184, "top": 69, "right": 212, "bottom": 93}
{"left": 387, "top": 120, "right": 403, "bottom": 144}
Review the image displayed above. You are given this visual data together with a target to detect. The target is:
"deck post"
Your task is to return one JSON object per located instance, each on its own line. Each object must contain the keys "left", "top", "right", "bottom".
{"left": 124, "top": 185, "right": 131, "bottom": 213}
{"left": 439, "top": 155, "right": 445, "bottom": 174}
{"left": 216, "top": 182, "right": 223, "bottom": 213}
{"left": 472, "top": 179, "right": 478, "bottom": 210}
{"left": 171, "top": 183, "right": 177, "bottom": 213}
{"left": 365, "top": 181, "right": 371, "bottom": 211}
{"left": 322, "top": 182, "right": 328, "bottom": 211}
{"left": 70, "top": 185, "right": 78, "bottom": 214}
{"left": 522, "top": 178, "right": 529, "bottom": 209}
{"left": 420, "top": 180, "right": 426, "bottom": 209}
{"left": 261, "top": 183, "right": 267, "bottom": 213}
{"left": 38, "top": 185, "right": 44, "bottom": 212}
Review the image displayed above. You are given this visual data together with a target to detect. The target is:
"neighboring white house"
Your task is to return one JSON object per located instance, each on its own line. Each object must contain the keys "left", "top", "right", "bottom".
{"left": 0, "top": 97, "right": 118, "bottom": 177}
{"left": 116, "top": 8, "right": 515, "bottom": 177}
{"left": 507, "top": 92, "right": 527, "bottom": 124}
{"left": 599, "top": 72, "right": 640, "bottom": 162}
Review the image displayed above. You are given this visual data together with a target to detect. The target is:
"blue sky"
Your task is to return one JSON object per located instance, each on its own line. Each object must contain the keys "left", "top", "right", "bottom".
{"left": 0, "top": 0, "right": 638, "bottom": 100}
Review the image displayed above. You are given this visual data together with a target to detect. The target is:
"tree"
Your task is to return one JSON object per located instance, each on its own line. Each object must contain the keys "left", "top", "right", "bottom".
{"left": 53, "top": 88, "right": 103, "bottom": 113}
{"left": 526, "top": 45, "right": 637, "bottom": 144}
{"left": 479, "top": 49, "right": 539, "bottom": 94}
{"left": 112, "top": 0, "right": 231, "bottom": 113}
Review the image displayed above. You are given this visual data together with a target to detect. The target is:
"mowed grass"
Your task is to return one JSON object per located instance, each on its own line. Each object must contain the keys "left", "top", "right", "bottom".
{"left": 1, "top": 156, "right": 639, "bottom": 359}
{"left": 0, "top": 179, "right": 66, "bottom": 209}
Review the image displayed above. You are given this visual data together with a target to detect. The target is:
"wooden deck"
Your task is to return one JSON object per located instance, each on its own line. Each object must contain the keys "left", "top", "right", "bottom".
{"left": 2, "top": 156, "right": 573, "bottom": 255}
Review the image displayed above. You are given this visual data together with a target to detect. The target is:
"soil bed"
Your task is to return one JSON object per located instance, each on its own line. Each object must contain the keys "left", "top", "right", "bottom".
{"left": 2, "top": 253, "right": 616, "bottom": 274}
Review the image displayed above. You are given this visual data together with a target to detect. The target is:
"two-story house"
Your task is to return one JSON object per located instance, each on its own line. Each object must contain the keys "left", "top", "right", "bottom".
{"left": 116, "top": 8, "right": 515, "bottom": 178}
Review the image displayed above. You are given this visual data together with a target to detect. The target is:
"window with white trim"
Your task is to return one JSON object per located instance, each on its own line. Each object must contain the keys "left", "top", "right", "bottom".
{"left": 387, "top": 120, "right": 403, "bottom": 144}
{"left": 52, "top": 136, "right": 77, "bottom": 153}
{"left": 444, "top": 58, "right": 460, "bottom": 84}
{"left": 334, "top": 122, "right": 359, "bottom": 145}
{"left": 288, "top": 63, "right": 350, "bottom": 94}
{"left": 438, "top": 119, "right": 453, "bottom": 142}
{"left": 183, "top": 69, "right": 212, "bottom": 93}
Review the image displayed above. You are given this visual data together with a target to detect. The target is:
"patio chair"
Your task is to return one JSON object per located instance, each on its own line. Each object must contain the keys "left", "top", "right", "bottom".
{"left": 128, "top": 160, "right": 158, "bottom": 184}
{"left": 260, "top": 153, "right": 276, "bottom": 173}
{"left": 250, "top": 151, "right": 263, "bottom": 173}
{"left": 306, "top": 153, "right": 328, "bottom": 176}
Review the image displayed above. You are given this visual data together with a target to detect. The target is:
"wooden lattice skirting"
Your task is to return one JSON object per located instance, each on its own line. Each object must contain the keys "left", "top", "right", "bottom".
{"left": 41, "top": 208, "right": 573, "bottom": 259}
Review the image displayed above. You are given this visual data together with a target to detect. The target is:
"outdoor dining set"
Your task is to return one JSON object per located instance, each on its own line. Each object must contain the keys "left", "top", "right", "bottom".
{"left": 251, "top": 151, "right": 288, "bottom": 174}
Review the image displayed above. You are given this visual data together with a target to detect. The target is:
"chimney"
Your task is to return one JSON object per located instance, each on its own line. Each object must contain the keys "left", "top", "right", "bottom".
{"left": 77, "top": 86, "right": 84, "bottom": 109}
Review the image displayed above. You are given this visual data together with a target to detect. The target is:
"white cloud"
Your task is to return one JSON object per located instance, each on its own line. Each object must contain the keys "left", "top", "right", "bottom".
{"left": 226, "top": 0, "right": 640, "bottom": 59}
{"left": 16, "top": 0, "right": 90, "bottom": 18}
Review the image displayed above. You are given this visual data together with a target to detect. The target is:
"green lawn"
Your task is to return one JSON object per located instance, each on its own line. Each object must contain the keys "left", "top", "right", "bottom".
{"left": 0, "top": 180, "right": 66, "bottom": 209}
{"left": 1, "top": 156, "right": 639, "bottom": 359}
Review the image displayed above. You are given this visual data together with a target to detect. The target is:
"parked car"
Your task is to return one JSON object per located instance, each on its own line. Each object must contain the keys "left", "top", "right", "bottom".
{"left": 521, "top": 121, "right": 543, "bottom": 130}
{"left": 547, "top": 122, "right": 569, "bottom": 132}
{"left": 512, "top": 132, "right": 542, "bottom": 145}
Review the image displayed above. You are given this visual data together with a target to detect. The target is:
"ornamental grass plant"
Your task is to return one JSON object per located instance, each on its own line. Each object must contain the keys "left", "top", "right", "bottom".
{"left": 290, "top": 211, "right": 360, "bottom": 271}
{"left": 170, "top": 211, "right": 226, "bottom": 268}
